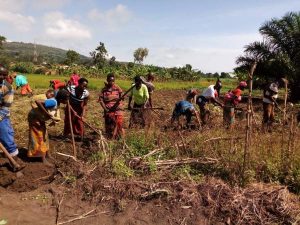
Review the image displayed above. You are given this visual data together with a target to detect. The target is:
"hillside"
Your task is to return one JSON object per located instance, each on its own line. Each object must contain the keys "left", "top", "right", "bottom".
{"left": 2, "top": 41, "right": 90, "bottom": 64}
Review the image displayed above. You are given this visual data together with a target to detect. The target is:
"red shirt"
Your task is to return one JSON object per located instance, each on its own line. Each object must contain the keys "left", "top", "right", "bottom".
{"left": 100, "top": 84, "right": 123, "bottom": 114}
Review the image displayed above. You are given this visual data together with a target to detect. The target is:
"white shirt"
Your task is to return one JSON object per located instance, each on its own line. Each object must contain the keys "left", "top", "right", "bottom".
{"left": 202, "top": 85, "right": 216, "bottom": 98}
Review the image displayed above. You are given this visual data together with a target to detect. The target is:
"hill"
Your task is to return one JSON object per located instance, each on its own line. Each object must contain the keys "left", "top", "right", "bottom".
{"left": 2, "top": 41, "right": 91, "bottom": 64}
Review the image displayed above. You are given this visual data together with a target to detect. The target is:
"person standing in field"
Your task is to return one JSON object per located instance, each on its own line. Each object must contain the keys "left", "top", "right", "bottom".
{"left": 0, "top": 65, "right": 19, "bottom": 158}
{"left": 141, "top": 72, "right": 155, "bottom": 108}
{"left": 12, "top": 72, "right": 33, "bottom": 95}
{"left": 262, "top": 82, "right": 280, "bottom": 132}
{"left": 64, "top": 78, "right": 89, "bottom": 138}
{"left": 196, "top": 83, "right": 223, "bottom": 125}
{"left": 27, "top": 89, "right": 67, "bottom": 165}
{"left": 128, "top": 76, "right": 149, "bottom": 128}
{"left": 215, "top": 78, "right": 222, "bottom": 97}
{"left": 69, "top": 71, "right": 80, "bottom": 87}
{"left": 223, "top": 81, "right": 247, "bottom": 129}
{"left": 99, "top": 73, "right": 125, "bottom": 139}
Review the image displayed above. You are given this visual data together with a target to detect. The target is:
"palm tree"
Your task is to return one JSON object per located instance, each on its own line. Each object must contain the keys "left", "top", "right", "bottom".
{"left": 236, "top": 12, "right": 300, "bottom": 101}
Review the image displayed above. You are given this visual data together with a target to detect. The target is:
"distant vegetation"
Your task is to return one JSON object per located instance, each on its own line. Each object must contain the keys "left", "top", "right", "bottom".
{"left": 0, "top": 41, "right": 231, "bottom": 82}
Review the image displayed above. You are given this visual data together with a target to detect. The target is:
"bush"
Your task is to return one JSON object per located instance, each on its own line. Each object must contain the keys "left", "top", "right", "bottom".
{"left": 12, "top": 62, "right": 34, "bottom": 73}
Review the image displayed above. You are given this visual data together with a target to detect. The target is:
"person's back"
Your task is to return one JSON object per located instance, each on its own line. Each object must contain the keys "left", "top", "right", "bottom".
{"left": 15, "top": 74, "right": 27, "bottom": 87}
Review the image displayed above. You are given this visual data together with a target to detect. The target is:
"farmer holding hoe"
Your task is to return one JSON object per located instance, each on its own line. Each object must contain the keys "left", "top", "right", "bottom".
{"left": 223, "top": 81, "right": 247, "bottom": 129}
{"left": 171, "top": 89, "right": 200, "bottom": 129}
{"left": 64, "top": 78, "right": 89, "bottom": 139}
{"left": 0, "top": 65, "right": 20, "bottom": 161}
{"left": 196, "top": 82, "right": 223, "bottom": 125}
{"left": 27, "top": 89, "right": 68, "bottom": 165}
{"left": 128, "top": 76, "right": 149, "bottom": 128}
{"left": 99, "top": 73, "right": 125, "bottom": 139}
{"left": 262, "top": 81, "right": 282, "bottom": 132}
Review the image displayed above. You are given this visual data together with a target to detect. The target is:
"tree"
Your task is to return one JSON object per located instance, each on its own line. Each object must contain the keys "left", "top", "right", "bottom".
{"left": 133, "top": 48, "right": 149, "bottom": 64}
{"left": 65, "top": 50, "right": 80, "bottom": 65}
{"left": 220, "top": 72, "right": 230, "bottom": 78}
{"left": 90, "top": 42, "right": 108, "bottom": 68}
{"left": 236, "top": 12, "right": 300, "bottom": 101}
{"left": 0, "top": 35, "right": 6, "bottom": 49}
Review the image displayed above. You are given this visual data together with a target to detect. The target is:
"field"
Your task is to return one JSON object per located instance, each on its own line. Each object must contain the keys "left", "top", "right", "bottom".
{"left": 0, "top": 79, "right": 300, "bottom": 225}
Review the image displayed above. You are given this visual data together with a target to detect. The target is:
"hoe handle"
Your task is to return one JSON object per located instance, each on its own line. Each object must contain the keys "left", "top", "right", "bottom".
{"left": 0, "top": 142, "right": 21, "bottom": 169}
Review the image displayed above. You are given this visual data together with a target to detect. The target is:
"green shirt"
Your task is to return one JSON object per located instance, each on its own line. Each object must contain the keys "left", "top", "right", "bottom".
{"left": 129, "top": 84, "right": 149, "bottom": 105}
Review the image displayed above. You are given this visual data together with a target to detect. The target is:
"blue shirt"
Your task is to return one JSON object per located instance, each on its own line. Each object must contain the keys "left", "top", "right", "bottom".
{"left": 175, "top": 100, "right": 194, "bottom": 115}
{"left": 15, "top": 75, "right": 28, "bottom": 87}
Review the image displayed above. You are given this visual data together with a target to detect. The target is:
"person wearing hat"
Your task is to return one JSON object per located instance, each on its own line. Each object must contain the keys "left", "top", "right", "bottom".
{"left": 196, "top": 83, "right": 223, "bottom": 125}
{"left": 223, "top": 81, "right": 247, "bottom": 129}
{"left": 0, "top": 65, "right": 19, "bottom": 158}
{"left": 262, "top": 81, "right": 280, "bottom": 132}
{"left": 128, "top": 76, "right": 149, "bottom": 128}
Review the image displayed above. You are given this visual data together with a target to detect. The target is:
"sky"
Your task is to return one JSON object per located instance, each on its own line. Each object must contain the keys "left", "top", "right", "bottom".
{"left": 0, "top": 0, "right": 299, "bottom": 73}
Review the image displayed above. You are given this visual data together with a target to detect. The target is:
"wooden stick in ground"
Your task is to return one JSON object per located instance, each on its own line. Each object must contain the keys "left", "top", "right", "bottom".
{"left": 242, "top": 62, "right": 257, "bottom": 184}
{"left": 0, "top": 142, "right": 21, "bottom": 170}
{"left": 67, "top": 100, "right": 76, "bottom": 159}
{"left": 282, "top": 78, "right": 288, "bottom": 123}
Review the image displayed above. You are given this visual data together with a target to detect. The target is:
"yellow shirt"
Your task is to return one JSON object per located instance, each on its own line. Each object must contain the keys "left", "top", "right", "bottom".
{"left": 129, "top": 84, "right": 149, "bottom": 105}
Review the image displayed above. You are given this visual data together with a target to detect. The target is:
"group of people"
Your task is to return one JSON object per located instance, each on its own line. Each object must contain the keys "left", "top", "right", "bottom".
{"left": 171, "top": 79, "right": 284, "bottom": 132}
{"left": 0, "top": 62, "right": 289, "bottom": 168}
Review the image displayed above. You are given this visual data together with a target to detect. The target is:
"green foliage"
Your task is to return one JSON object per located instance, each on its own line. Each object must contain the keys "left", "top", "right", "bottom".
{"left": 2, "top": 42, "right": 89, "bottom": 64}
{"left": 133, "top": 48, "right": 149, "bottom": 64}
{"left": 125, "top": 133, "right": 155, "bottom": 157}
{"left": 90, "top": 42, "right": 108, "bottom": 69}
{"left": 0, "top": 35, "right": 6, "bottom": 49}
{"left": 12, "top": 62, "right": 35, "bottom": 73}
{"left": 112, "top": 159, "right": 134, "bottom": 178}
{"left": 89, "top": 151, "right": 105, "bottom": 164}
{"left": 236, "top": 11, "right": 300, "bottom": 101}
{"left": 65, "top": 50, "right": 80, "bottom": 65}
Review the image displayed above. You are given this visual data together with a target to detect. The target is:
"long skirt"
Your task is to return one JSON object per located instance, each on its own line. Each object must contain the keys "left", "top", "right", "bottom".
{"left": 129, "top": 103, "right": 146, "bottom": 128}
{"left": 27, "top": 115, "right": 48, "bottom": 157}
{"left": 64, "top": 103, "right": 84, "bottom": 136}
{"left": 104, "top": 111, "right": 123, "bottom": 138}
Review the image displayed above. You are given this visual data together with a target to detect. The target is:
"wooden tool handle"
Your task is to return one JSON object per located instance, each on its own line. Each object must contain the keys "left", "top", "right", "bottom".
{"left": 0, "top": 142, "right": 20, "bottom": 169}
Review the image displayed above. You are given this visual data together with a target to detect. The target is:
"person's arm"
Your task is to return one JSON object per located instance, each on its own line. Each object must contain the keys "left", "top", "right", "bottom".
{"left": 211, "top": 97, "right": 224, "bottom": 107}
{"left": 143, "top": 85, "right": 149, "bottom": 108}
{"left": 35, "top": 100, "right": 52, "bottom": 119}
{"left": 148, "top": 93, "right": 153, "bottom": 108}
{"left": 81, "top": 96, "right": 89, "bottom": 118}
{"left": 99, "top": 91, "right": 109, "bottom": 113}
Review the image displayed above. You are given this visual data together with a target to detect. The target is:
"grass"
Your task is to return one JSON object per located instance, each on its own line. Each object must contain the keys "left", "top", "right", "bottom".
{"left": 25, "top": 73, "right": 264, "bottom": 96}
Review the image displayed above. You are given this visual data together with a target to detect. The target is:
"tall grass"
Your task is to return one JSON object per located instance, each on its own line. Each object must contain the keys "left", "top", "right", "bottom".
{"left": 25, "top": 74, "right": 263, "bottom": 96}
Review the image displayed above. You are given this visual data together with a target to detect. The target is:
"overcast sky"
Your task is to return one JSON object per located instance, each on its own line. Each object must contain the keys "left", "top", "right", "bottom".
{"left": 0, "top": 0, "right": 299, "bottom": 73}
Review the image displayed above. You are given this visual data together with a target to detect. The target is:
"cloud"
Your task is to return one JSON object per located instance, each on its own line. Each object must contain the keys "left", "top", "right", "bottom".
{"left": 0, "top": 11, "right": 35, "bottom": 31}
{"left": 44, "top": 12, "right": 91, "bottom": 40}
{"left": 29, "top": 0, "right": 71, "bottom": 10}
{"left": 0, "top": 0, "right": 26, "bottom": 12}
{"left": 88, "top": 4, "right": 132, "bottom": 31}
